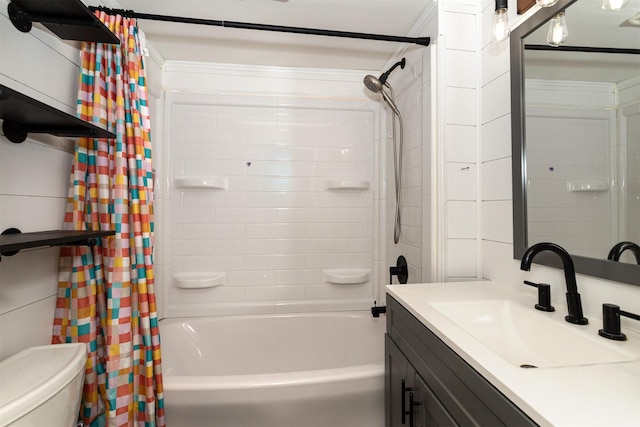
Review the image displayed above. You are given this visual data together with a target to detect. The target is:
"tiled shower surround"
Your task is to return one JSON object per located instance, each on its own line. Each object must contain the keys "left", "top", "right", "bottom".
{"left": 525, "top": 79, "right": 640, "bottom": 261}
{"left": 165, "top": 90, "right": 379, "bottom": 316}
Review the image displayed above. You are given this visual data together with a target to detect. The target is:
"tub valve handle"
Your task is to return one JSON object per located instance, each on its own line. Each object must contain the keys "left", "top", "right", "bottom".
{"left": 390, "top": 255, "right": 408, "bottom": 284}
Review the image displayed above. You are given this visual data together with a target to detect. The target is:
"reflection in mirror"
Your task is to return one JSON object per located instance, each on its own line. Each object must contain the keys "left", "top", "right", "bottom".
{"left": 510, "top": 0, "right": 640, "bottom": 284}
{"left": 607, "top": 241, "right": 640, "bottom": 264}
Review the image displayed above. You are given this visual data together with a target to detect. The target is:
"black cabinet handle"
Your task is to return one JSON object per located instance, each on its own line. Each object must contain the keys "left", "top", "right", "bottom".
{"left": 401, "top": 379, "right": 412, "bottom": 424}
{"left": 409, "top": 392, "right": 415, "bottom": 427}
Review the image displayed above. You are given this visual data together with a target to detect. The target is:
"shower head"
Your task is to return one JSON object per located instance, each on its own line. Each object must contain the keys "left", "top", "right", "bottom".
{"left": 363, "top": 75, "right": 400, "bottom": 116}
{"left": 363, "top": 74, "right": 383, "bottom": 93}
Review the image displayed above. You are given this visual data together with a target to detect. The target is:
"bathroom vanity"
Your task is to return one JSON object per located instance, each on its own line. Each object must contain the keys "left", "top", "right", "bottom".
{"left": 386, "top": 296, "right": 535, "bottom": 426}
{"left": 385, "top": 281, "right": 640, "bottom": 427}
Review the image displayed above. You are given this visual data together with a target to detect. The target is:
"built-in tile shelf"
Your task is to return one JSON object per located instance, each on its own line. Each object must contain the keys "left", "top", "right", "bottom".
{"left": 323, "top": 268, "right": 370, "bottom": 285}
{"left": 0, "top": 85, "right": 116, "bottom": 143}
{"left": 0, "top": 228, "right": 115, "bottom": 259}
{"left": 174, "top": 176, "right": 228, "bottom": 190}
{"left": 324, "top": 179, "right": 370, "bottom": 191}
{"left": 173, "top": 272, "right": 226, "bottom": 289}
{"left": 7, "top": 0, "right": 119, "bottom": 44}
{"left": 567, "top": 181, "right": 609, "bottom": 193}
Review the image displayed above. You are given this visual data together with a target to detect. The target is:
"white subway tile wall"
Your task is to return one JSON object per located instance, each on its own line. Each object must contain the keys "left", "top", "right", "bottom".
{"left": 384, "top": 50, "right": 430, "bottom": 286}
{"left": 166, "top": 97, "right": 376, "bottom": 316}
{"left": 442, "top": 3, "right": 480, "bottom": 281}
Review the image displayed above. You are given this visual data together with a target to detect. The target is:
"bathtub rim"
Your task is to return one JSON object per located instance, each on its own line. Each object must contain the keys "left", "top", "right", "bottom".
{"left": 158, "top": 309, "right": 383, "bottom": 324}
{"left": 163, "top": 362, "right": 384, "bottom": 391}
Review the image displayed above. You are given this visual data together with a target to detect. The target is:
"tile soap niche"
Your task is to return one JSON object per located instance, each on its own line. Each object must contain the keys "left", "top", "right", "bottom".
{"left": 324, "top": 179, "right": 370, "bottom": 191}
{"left": 323, "top": 268, "right": 370, "bottom": 285}
{"left": 174, "top": 176, "right": 228, "bottom": 190}
{"left": 173, "top": 272, "right": 226, "bottom": 289}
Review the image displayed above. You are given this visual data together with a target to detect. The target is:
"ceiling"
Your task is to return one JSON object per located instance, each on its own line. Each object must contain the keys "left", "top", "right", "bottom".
{"left": 94, "top": 0, "right": 433, "bottom": 71}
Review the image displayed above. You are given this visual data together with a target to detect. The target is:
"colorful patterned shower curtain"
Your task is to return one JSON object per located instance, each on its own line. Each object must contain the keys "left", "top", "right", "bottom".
{"left": 52, "top": 10, "right": 165, "bottom": 427}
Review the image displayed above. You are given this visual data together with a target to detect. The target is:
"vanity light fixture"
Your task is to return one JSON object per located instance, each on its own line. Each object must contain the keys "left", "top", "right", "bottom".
{"left": 546, "top": 10, "right": 568, "bottom": 47}
{"left": 536, "top": 0, "right": 559, "bottom": 7}
{"left": 602, "top": 0, "right": 630, "bottom": 11}
{"left": 492, "top": 0, "right": 510, "bottom": 42}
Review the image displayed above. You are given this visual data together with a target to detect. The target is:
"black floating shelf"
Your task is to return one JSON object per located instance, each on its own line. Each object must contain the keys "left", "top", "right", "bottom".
{"left": 8, "top": 0, "right": 120, "bottom": 44}
{"left": 0, "top": 84, "right": 116, "bottom": 143}
{"left": 0, "top": 228, "right": 115, "bottom": 257}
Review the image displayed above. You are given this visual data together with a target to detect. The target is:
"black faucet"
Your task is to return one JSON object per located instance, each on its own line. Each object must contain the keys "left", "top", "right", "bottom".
{"left": 520, "top": 242, "right": 588, "bottom": 325}
{"left": 607, "top": 241, "right": 640, "bottom": 264}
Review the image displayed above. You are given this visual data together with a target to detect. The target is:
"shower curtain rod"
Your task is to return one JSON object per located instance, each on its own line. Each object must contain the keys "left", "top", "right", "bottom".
{"left": 89, "top": 6, "right": 431, "bottom": 47}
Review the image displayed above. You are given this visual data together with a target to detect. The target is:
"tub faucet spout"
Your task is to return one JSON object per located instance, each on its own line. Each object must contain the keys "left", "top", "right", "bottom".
{"left": 520, "top": 242, "right": 588, "bottom": 325}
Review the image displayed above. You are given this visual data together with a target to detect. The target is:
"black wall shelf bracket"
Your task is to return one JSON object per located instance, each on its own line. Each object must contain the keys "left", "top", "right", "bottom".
{"left": 0, "top": 84, "right": 116, "bottom": 143}
{"left": 8, "top": 0, "right": 120, "bottom": 44}
{"left": 0, "top": 228, "right": 115, "bottom": 260}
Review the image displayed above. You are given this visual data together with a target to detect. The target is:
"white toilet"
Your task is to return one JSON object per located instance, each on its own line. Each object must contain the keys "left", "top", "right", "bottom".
{"left": 0, "top": 343, "right": 87, "bottom": 427}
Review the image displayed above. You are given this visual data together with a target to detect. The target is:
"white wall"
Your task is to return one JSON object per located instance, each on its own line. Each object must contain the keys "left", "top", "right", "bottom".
{"left": 0, "top": 6, "right": 78, "bottom": 360}
{"left": 159, "top": 5, "right": 439, "bottom": 315}
{"left": 439, "top": 1, "right": 482, "bottom": 282}
{"left": 384, "top": 47, "right": 434, "bottom": 286}
{"left": 480, "top": 0, "right": 640, "bottom": 326}
{"left": 161, "top": 62, "right": 384, "bottom": 317}
{"left": 0, "top": 6, "right": 163, "bottom": 359}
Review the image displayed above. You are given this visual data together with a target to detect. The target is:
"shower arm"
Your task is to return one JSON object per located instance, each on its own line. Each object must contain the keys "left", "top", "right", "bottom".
{"left": 379, "top": 58, "right": 406, "bottom": 85}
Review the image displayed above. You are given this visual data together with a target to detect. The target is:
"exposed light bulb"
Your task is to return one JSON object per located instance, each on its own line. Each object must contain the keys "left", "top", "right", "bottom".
{"left": 546, "top": 11, "right": 568, "bottom": 47}
{"left": 536, "top": 0, "right": 559, "bottom": 7}
{"left": 492, "top": 0, "right": 510, "bottom": 43}
{"left": 602, "top": 0, "right": 630, "bottom": 10}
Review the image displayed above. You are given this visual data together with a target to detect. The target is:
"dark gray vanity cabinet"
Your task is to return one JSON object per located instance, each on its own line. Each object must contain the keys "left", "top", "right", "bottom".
{"left": 385, "top": 296, "right": 537, "bottom": 427}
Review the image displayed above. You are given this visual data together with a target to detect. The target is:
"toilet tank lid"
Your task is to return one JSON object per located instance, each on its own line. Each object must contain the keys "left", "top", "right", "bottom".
{"left": 0, "top": 343, "right": 87, "bottom": 423}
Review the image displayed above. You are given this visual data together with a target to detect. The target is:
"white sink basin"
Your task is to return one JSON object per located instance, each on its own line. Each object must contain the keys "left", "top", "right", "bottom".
{"left": 431, "top": 300, "right": 637, "bottom": 368}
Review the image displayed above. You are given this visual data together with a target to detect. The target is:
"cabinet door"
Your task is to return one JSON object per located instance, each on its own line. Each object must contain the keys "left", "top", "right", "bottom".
{"left": 386, "top": 334, "right": 412, "bottom": 427}
{"left": 387, "top": 334, "right": 457, "bottom": 427}
{"left": 413, "top": 373, "right": 457, "bottom": 427}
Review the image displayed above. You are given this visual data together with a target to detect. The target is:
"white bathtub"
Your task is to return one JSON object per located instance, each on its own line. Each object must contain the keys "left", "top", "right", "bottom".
{"left": 160, "top": 311, "right": 386, "bottom": 427}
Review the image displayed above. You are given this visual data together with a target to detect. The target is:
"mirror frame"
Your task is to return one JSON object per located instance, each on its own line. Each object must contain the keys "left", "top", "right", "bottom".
{"left": 510, "top": 0, "right": 640, "bottom": 286}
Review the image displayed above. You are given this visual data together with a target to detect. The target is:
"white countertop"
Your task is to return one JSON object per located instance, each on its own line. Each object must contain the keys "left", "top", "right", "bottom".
{"left": 387, "top": 281, "right": 640, "bottom": 427}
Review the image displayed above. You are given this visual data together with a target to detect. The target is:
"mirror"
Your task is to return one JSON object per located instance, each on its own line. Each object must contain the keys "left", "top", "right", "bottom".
{"left": 511, "top": 0, "right": 640, "bottom": 285}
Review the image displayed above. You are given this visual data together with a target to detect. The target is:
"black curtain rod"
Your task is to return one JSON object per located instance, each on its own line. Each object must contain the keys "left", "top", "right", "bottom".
{"left": 525, "top": 44, "right": 640, "bottom": 55}
{"left": 89, "top": 6, "right": 430, "bottom": 47}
